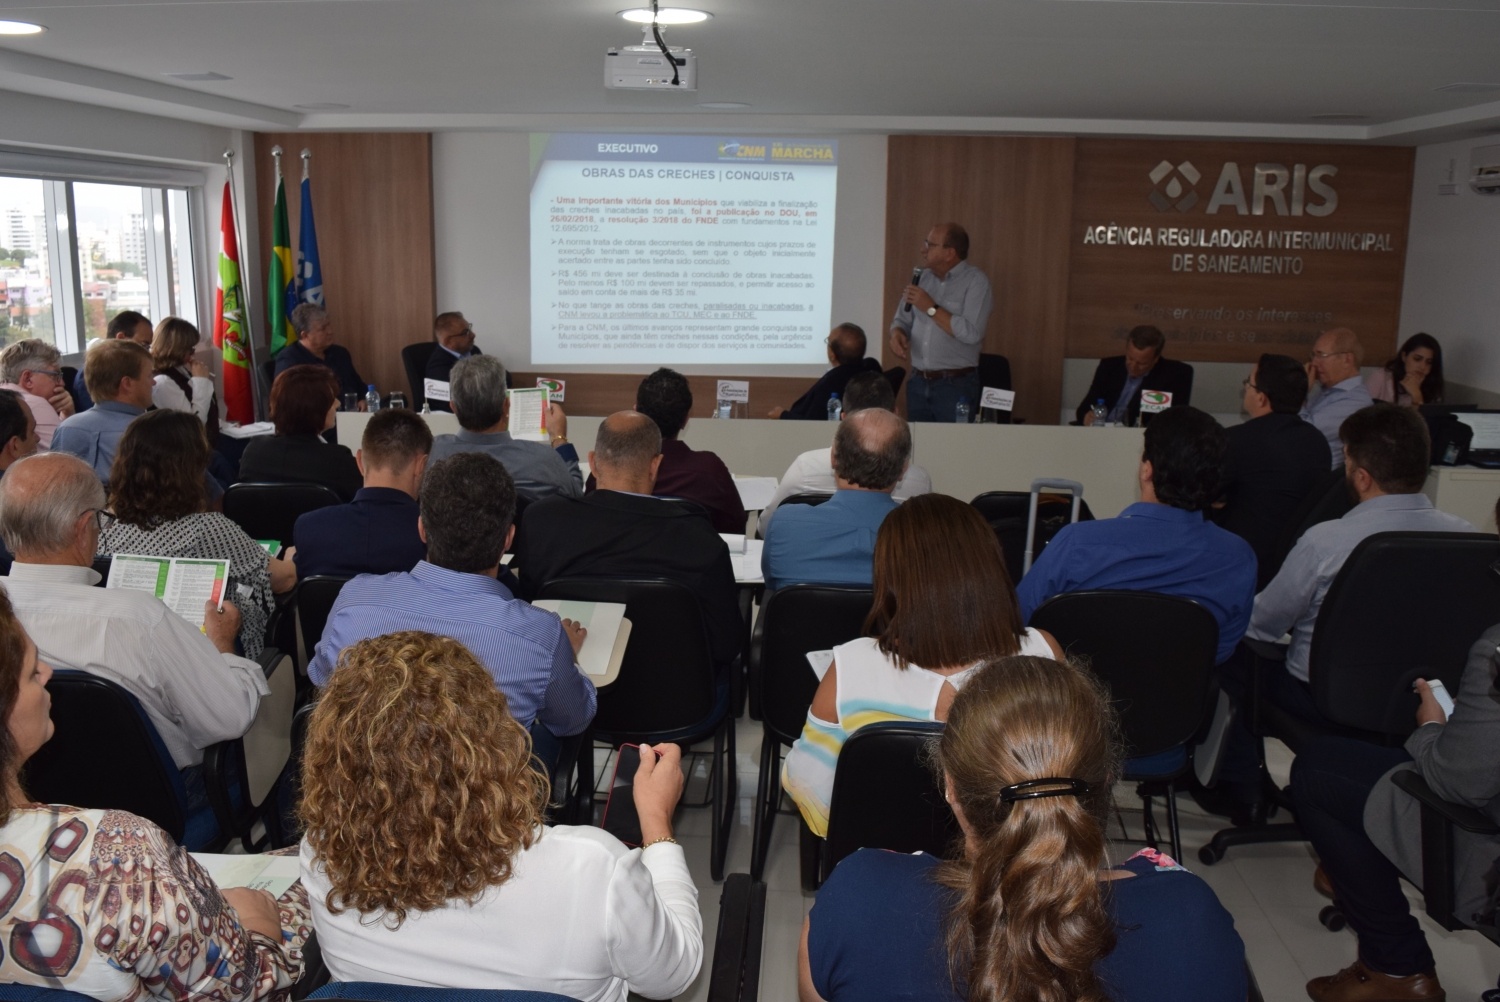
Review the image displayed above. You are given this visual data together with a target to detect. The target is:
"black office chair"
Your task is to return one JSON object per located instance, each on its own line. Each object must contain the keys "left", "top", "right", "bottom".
{"left": 259, "top": 357, "right": 278, "bottom": 396}
{"left": 223, "top": 481, "right": 343, "bottom": 546}
{"left": 1388, "top": 771, "right": 1500, "bottom": 948}
{"left": 203, "top": 649, "right": 299, "bottom": 850}
{"left": 805, "top": 719, "right": 959, "bottom": 889}
{"left": 970, "top": 490, "right": 1095, "bottom": 584}
{"left": 60, "top": 365, "right": 81, "bottom": 413}
{"left": 977, "top": 353, "right": 1013, "bottom": 424}
{"left": 708, "top": 873, "right": 769, "bottom": 1002}
{"left": 883, "top": 366, "right": 906, "bottom": 397}
{"left": 538, "top": 577, "right": 737, "bottom": 881}
{"left": 778, "top": 492, "right": 833, "bottom": 509}
{"left": 296, "top": 575, "right": 352, "bottom": 672}
{"left": 1202, "top": 531, "right": 1500, "bottom": 864}
{"left": 1029, "top": 590, "right": 1220, "bottom": 861}
{"left": 401, "top": 341, "right": 436, "bottom": 408}
{"left": 1259, "top": 467, "right": 1351, "bottom": 586}
{"left": 747, "top": 584, "right": 872, "bottom": 880}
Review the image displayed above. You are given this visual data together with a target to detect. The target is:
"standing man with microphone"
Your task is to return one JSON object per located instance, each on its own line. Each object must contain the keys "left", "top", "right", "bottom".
{"left": 888, "top": 223, "right": 993, "bottom": 422}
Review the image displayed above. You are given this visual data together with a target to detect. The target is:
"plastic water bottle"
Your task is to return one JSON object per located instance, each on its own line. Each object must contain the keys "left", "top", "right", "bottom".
{"left": 954, "top": 397, "right": 972, "bottom": 424}
{"left": 1091, "top": 398, "right": 1108, "bottom": 426}
{"left": 420, "top": 400, "right": 431, "bottom": 415}
{"left": 717, "top": 399, "right": 732, "bottom": 419}
{"left": 366, "top": 384, "right": 381, "bottom": 413}
{"left": 827, "top": 393, "right": 842, "bottom": 421}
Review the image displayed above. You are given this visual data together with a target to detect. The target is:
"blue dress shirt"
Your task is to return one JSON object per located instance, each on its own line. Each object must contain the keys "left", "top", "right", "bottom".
{"left": 50, "top": 400, "right": 144, "bottom": 481}
{"left": 308, "top": 560, "right": 596, "bottom": 736}
{"left": 1017, "top": 502, "right": 1257, "bottom": 664}
{"left": 292, "top": 487, "right": 427, "bottom": 579}
{"left": 1300, "top": 374, "right": 1374, "bottom": 469}
{"left": 761, "top": 489, "right": 898, "bottom": 592}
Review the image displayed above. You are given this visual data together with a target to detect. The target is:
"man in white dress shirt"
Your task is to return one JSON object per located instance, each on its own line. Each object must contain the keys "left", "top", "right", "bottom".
{"left": 0, "top": 453, "right": 266, "bottom": 783}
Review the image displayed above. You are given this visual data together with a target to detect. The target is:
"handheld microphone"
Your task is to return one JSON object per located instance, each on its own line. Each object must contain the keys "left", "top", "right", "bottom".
{"left": 904, "top": 266, "right": 922, "bottom": 313}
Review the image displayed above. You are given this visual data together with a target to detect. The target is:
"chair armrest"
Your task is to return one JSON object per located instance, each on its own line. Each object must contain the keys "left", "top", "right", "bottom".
{"left": 707, "top": 873, "right": 767, "bottom": 1002}
{"left": 1391, "top": 770, "right": 1500, "bottom": 836}
{"left": 258, "top": 645, "right": 285, "bottom": 680}
{"left": 1243, "top": 637, "right": 1288, "bottom": 663}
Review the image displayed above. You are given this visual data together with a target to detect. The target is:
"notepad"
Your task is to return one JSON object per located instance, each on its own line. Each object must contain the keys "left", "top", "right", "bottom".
{"left": 532, "top": 599, "right": 630, "bottom": 678}
{"left": 189, "top": 852, "right": 300, "bottom": 897}
{"left": 107, "top": 554, "right": 229, "bottom": 627}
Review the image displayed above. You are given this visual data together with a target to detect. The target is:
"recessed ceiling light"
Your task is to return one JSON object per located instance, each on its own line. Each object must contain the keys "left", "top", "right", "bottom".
{"left": 619, "top": 8, "right": 711, "bottom": 24}
{"left": 0, "top": 20, "right": 46, "bottom": 35}
{"left": 1308, "top": 113, "right": 1368, "bottom": 122}
{"left": 698, "top": 101, "right": 750, "bottom": 109}
{"left": 294, "top": 103, "right": 351, "bottom": 111}
{"left": 165, "top": 71, "right": 232, "bottom": 82}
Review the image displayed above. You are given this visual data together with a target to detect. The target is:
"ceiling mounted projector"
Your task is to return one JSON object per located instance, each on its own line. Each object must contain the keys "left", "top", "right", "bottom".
{"left": 606, "top": 25, "right": 697, "bottom": 90}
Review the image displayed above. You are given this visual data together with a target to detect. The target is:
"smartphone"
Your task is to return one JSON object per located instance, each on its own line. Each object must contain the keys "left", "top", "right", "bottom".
{"left": 600, "top": 744, "right": 643, "bottom": 846}
{"left": 1420, "top": 679, "right": 1456, "bottom": 718}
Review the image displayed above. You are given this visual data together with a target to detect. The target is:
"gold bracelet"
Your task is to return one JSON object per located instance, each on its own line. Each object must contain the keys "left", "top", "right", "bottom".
{"left": 641, "top": 835, "right": 678, "bottom": 849}
{"left": 551, "top": 435, "right": 568, "bottom": 446}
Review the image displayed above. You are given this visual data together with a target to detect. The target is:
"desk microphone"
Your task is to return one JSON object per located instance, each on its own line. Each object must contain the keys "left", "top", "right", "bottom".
{"left": 904, "top": 266, "right": 922, "bottom": 313}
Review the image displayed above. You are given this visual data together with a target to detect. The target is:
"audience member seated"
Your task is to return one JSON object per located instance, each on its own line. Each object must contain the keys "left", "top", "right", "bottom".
{"left": 767, "top": 322, "right": 882, "bottom": 420}
{"left": 50, "top": 340, "right": 157, "bottom": 482}
{"left": 515, "top": 411, "right": 743, "bottom": 673}
{"left": 1018, "top": 405, "right": 1256, "bottom": 666}
{"left": 428, "top": 354, "right": 582, "bottom": 500}
{"left": 423, "top": 310, "right": 482, "bottom": 412}
{"left": 1213, "top": 404, "right": 1475, "bottom": 819}
{"left": 299, "top": 631, "right": 701, "bottom": 1001}
{"left": 1302, "top": 326, "right": 1375, "bottom": 468}
{"left": 0, "top": 337, "right": 75, "bottom": 449}
{"left": 1074, "top": 324, "right": 1194, "bottom": 426}
{"left": 238, "top": 364, "right": 363, "bottom": 501}
{"left": 801, "top": 654, "right": 1247, "bottom": 1002}
{"left": 1289, "top": 618, "right": 1500, "bottom": 1002}
{"left": 630, "top": 367, "right": 745, "bottom": 534}
{"left": 761, "top": 408, "right": 910, "bottom": 591}
{"left": 0, "top": 589, "right": 310, "bottom": 1000}
{"left": 150, "top": 316, "right": 219, "bottom": 434}
{"left": 1210, "top": 353, "right": 1332, "bottom": 589}
{"left": 762, "top": 371, "right": 932, "bottom": 520}
{"left": 310, "top": 452, "right": 595, "bottom": 744}
{"left": 0, "top": 391, "right": 38, "bottom": 576}
{"left": 782, "top": 493, "right": 1060, "bottom": 836}
{"left": 273, "top": 303, "right": 366, "bottom": 400}
{"left": 293, "top": 408, "right": 432, "bottom": 579}
{"left": 98, "top": 410, "right": 294, "bottom": 658}
{"left": 72, "top": 309, "right": 153, "bottom": 412}
{"left": 1367, "top": 331, "right": 1444, "bottom": 408}
{"left": 0, "top": 453, "right": 267, "bottom": 790}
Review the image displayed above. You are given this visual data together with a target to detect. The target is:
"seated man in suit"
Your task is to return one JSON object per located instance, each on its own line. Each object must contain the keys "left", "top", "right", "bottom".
{"left": 0, "top": 453, "right": 266, "bottom": 801}
{"left": 50, "top": 340, "right": 156, "bottom": 482}
{"left": 1018, "top": 405, "right": 1256, "bottom": 667}
{"left": 429, "top": 355, "right": 581, "bottom": 500}
{"left": 1302, "top": 326, "right": 1375, "bottom": 468}
{"left": 1209, "top": 353, "right": 1332, "bottom": 588}
{"left": 310, "top": 452, "right": 596, "bottom": 746}
{"left": 1074, "top": 324, "right": 1194, "bottom": 426}
{"left": 293, "top": 408, "right": 432, "bottom": 579}
{"left": 760, "top": 408, "right": 909, "bottom": 591}
{"left": 632, "top": 367, "right": 744, "bottom": 534}
{"left": 516, "top": 411, "right": 743, "bottom": 675}
{"left": 273, "top": 304, "right": 366, "bottom": 401}
{"left": 766, "top": 323, "right": 882, "bottom": 420}
{"left": 762, "top": 371, "right": 931, "bottom": 520}
{"left": 423, "top": 311, "right": 483, "bottom": 413}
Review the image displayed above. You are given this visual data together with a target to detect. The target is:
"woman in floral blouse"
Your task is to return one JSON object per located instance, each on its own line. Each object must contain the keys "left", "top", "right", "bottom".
{"left": 0, "top": 588, "right": 311, "bottom": 1000}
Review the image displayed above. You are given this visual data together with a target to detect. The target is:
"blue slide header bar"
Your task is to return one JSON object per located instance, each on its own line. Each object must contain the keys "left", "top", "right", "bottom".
{"left": 540, "top": 134, "right": 838, "bottom": 166}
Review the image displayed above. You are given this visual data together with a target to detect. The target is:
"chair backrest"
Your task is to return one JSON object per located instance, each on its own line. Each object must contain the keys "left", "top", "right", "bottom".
{"left": 1309, "top": 531, "right": 1500, "bottom": 738}
{"left": 224, "top": 481, "right": 344, "bottom": 545}
{"left": 401, "top": 341, "right": 436, "bottom": 406}
{"left": 755, "top": 585, "right": 873, "bottom": 746}
{"left": 1262, "top": 467, "right": 1351, "bottom": 584}
{"left": 779, "top": 492, "right": 833, "bottom": 509}
{"left": 1028, "top": 590, "right": 1220, "bottom": 758}
{"left": 21, "top": 670, "right": 187, "bottom": 841}
{"left": 883, "top": 366, "right": 906, "bottom": 396}
{"left": 310, "top": 985, "right": 582, "bottom": 1002}
{"left": 824, "top": 720, "right": 957, "bottom": 879}
{"left": 970, "top": 490, "right": 1096, "bottom": 584}
{"left": 297, "top": 575, "right": 352, "bottom": 666}
{"left": 0, "top": 987, "right": 100, "bottom": 1002}
{"left": 536, "top": 577, "right": 718, "bottom": 739}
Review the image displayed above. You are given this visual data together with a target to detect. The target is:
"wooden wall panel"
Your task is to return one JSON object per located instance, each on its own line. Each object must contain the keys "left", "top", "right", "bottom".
{"left": 1067, "top": 140, "right": 1414, "bottom": 364}
{"left": 884, "top": 136, "right": 1077, "bottom": 426}
{"left": 251, "top": 133, "right": 434, "bottom": 398}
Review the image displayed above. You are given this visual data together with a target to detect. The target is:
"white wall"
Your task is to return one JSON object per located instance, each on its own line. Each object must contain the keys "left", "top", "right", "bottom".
{"left": 1400, "top": 137, "right": 1500, "bottom": 401}
{"left": 431, "top": 131, "right": 888, "bottom": 377}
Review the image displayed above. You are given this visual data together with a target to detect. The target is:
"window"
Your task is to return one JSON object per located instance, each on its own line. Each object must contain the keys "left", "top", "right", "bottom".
{"left": 0, "top": 174, "right": 199, "bottom": 354}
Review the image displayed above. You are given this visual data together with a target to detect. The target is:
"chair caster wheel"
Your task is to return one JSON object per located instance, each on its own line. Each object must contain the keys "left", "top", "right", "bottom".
{"left": 1198, "top": 843, "right": 1223, "bottom": 865}
{"left": 1319, "top": 904, "right": 1346, "bottom": 931}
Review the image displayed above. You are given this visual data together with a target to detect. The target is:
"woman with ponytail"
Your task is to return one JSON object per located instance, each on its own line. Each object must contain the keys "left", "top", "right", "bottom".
{"left": 798, "top": 656, "right": 1246, "bottom": 1002}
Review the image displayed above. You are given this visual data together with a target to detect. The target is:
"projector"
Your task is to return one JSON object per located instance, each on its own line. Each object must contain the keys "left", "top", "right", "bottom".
{"left": 605, "top": 44, "right": 697, "bottom": 91}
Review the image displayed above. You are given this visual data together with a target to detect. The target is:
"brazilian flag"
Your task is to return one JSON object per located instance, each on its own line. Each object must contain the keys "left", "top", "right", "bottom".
{"left": 267, "top": 175, "right": 296, "bottom": 354}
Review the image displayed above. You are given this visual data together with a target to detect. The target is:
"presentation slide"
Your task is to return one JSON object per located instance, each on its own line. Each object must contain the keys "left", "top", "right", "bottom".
{"left": 530, "top": 134, "right": 839, "bottom": 365}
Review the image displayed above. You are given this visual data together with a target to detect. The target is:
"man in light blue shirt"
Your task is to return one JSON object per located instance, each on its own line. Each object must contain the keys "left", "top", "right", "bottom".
{"left": 761, "top": 408, "right": 910, "bottom": 591}
{"left": 1301, "top": 327, "right": 1375, "bottom": 468}
{"left": 50, "top": 340, "right": 154, "bottom": 481}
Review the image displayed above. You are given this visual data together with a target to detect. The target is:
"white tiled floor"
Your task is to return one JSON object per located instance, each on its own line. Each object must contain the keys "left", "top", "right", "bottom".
{"left": 658, "top": 722, "right": 1500, "bottom": 1002}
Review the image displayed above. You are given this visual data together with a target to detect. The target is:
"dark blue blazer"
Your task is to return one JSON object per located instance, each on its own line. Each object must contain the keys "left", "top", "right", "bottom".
{"left": 274, "top": 340, "right": 366, "bottom": 398}
{"left": 779, "top": 358, "right": 883, "bottom": 420}
{"left": 292, "top": 487, "right": 427, "bottom": 579}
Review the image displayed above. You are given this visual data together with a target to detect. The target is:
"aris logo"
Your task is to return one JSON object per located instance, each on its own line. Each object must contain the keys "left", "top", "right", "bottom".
{"left": 1147, "top": 159, "right": 1340, "bottom": 217}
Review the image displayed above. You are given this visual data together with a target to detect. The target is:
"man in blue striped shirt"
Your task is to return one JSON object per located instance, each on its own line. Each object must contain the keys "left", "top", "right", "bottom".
{"left": 309, "top": 452, "right": 596, "bottom": 740}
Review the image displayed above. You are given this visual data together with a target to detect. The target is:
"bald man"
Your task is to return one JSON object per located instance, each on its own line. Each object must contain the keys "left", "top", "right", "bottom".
{"left": 514, "top": 411, "right": 743, "bottom": 672}
{"left": 760, "top": 408, "right": 911, "bottom": 591}
{"left": 1301, "top": 327, "right": 1374, "bottom": 468}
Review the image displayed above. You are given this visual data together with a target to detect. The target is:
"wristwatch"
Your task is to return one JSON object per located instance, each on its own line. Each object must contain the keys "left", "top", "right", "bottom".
{"left": 925, "top": 305, "right": 938, "bottom": 317}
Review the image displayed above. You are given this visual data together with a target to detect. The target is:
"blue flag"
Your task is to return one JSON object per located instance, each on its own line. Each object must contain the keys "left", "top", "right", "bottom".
{"left": 297, "top": 175, "right": 324, "bottom": 308}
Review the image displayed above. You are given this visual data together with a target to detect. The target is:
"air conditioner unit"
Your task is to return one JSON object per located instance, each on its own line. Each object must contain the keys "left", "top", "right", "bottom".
{"left": 1470, "top": 144, "right": 1500, "bottom": 195}
{"left": 605, "top": 43, "right": 697, "bottom": 91}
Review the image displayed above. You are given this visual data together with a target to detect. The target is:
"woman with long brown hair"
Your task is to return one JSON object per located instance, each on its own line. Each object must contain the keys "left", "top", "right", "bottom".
{"left": 150, "top": 315, "right": 218, "bottom": 431}
{"left": 781, "top": 492, "right": 1062, "bottom": 836}
{"left": 299, "top": 631, "right": 701, "bottom": 1001}
{"left": 799, "top": 656, "right": 1246, "bottom": 1002}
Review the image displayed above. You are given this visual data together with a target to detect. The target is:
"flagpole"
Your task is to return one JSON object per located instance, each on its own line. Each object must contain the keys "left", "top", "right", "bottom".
{"left": 223, "top": 149, "right": 262, "bottom": 420}
{"left": 301, "top": 147, "right": 311, "bottom": 182}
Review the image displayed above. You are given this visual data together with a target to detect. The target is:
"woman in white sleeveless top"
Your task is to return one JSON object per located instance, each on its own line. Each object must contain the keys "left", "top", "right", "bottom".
{"left": 783, "top": 493, "right": 1062, "bottom": 835}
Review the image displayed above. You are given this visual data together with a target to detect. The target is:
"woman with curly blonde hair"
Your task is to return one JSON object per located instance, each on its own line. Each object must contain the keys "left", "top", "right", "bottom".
{"left": 799, "top": 656, "right": 1246, "bottom": 1002}
{"left": 298, "top": 631, "right": 702, "bottom": 1002}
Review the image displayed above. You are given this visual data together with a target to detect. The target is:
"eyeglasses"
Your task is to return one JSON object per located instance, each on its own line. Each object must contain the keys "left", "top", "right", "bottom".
{"left": 81, "top": 508, "right": 116, "bottom": 532}
{"left": 1311, "top": 350, "right": 1351, "bottom": 360}
{"left": 921, "top": 240, "right": 949, "bottom": 250}
{"left": 29, "top": 369, "right": 62, "bottom": 380}
{"left": 1242, "top": 377, "right": 1259, "bottom": 391}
